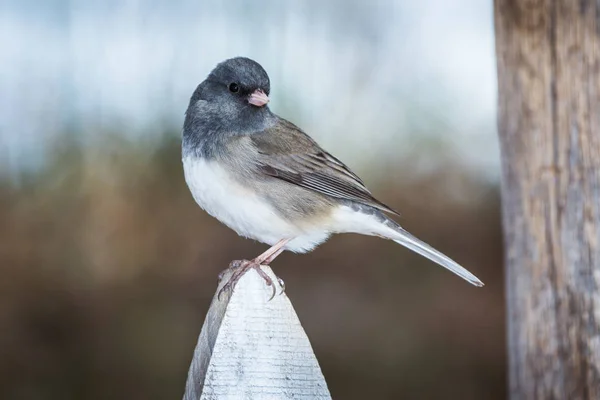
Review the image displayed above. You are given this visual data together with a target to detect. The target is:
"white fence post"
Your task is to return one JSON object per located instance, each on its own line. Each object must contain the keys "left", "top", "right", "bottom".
{"left": 183, "top": 265, "right": 332, "bottom": 400}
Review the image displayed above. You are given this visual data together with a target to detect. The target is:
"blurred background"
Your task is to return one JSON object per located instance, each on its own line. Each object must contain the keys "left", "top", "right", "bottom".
{"left": 0, "top": 0, "right": 503, "bottom": 399}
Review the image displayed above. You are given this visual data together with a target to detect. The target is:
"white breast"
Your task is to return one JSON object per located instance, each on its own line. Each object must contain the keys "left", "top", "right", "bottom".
{"left": 182, "top": 157, "right": 330, "bottom": 252}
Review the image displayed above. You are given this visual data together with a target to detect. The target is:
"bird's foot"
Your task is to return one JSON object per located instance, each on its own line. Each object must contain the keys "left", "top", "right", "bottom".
{"left": 217, "top": 259, "right": 278, "bottom": 301}
{"left": 218, "top": 259, "right": 244, "bottom": 281}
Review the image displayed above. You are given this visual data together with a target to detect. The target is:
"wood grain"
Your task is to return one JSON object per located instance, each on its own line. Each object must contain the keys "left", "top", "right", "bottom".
{"left": 183, "top": 266, "right": 331, "bottom": 400}
{"left": 495, "top": 0, "right": 600, "bottom": 398}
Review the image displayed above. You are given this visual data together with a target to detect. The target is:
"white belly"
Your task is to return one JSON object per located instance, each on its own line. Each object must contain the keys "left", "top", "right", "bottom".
{"left": 182, "top": 157, "right": 330, "bottom": 252}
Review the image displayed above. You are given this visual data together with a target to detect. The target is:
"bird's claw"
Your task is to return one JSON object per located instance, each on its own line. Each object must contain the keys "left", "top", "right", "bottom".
{"left": 252, "top": 264, "right": 277, "bottom": 301}
{"left": 217, "top": 260, "right": 281, "bottom": 301}
{"left": 217, "top": 259, "right": 251, "bottom": 300}
{"left": 218, "top": 260, "right": 244, "bottom": 282}
{"left": 277, "top": 277, "right": 286, "bottom": 295}
{"left": 257, "top": 268, "right": 286, "bottom": 301}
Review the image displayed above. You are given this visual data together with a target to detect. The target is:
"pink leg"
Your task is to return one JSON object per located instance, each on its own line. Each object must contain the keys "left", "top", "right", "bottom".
{"left": 253, "top": 239, "right": 290, "bottom": 265}
{"left": 262, "top": 246, "right": 288, "bottom": 294}
{"left": 261, "top": 246, "right": 286, "bottom": 265}
{"left": 252, "top": 244, "right": 289, "bottom": 296}
{"left": 218, "top": 239, "right": 291, "bottom": 300}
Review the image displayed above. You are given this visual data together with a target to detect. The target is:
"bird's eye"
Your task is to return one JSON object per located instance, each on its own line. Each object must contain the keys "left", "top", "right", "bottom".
{"left": 229, "top": 83, "right": 239, "bottom": 93}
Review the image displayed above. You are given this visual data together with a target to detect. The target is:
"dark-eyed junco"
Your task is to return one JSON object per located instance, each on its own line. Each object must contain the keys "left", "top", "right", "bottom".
{"left": 182, "top": 57, "right": 483, "bottom": 298}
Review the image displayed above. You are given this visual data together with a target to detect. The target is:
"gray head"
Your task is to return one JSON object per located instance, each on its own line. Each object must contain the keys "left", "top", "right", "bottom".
{"left": 183, "top": 57, "right": 274, "bottom": 158}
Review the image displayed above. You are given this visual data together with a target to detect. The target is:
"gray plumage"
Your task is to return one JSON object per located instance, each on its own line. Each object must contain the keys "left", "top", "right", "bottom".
{"left": 182, "top": 57, "right": 483, "bottom": 287}
{"left": 183, "top": 57, "right": 274, "bottom": 159}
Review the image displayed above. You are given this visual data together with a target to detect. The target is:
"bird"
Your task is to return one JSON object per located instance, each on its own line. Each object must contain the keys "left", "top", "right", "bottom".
{"left": 181, "top": 57, "right": 483, "bottom": 299}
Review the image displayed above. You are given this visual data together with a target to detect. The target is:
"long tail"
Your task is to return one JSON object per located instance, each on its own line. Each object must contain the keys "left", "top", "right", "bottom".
{"left": 386, "top": 222, "right": 484, "bottom": 287}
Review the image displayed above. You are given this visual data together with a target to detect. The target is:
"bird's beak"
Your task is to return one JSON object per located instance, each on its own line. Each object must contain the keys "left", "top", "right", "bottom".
{"left": 248, "top": 89, "right": 269, "bottom": 107}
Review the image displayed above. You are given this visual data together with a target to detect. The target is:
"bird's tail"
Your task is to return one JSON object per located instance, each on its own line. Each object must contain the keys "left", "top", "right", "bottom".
{"left": 383, "top": 219, "right": 484, "bottom": 287}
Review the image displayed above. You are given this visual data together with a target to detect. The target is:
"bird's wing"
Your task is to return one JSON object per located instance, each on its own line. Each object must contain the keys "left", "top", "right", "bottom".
{"left": 251, "top": 118, "right": 399, "bottom": 216}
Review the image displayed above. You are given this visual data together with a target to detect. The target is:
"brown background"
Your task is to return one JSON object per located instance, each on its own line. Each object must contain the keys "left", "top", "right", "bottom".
{"left": 0, "top": 137, "right": 505, "bottom": 399}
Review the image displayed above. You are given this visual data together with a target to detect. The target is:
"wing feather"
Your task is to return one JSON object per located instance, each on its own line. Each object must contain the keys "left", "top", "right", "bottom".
{"left": 251, "top": 118, "right": 399, "bottom": 215}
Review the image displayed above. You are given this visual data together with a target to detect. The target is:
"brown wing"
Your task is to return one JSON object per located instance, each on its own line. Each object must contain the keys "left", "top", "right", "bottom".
{"left": 251, "top": 118, "right": 399, "bottom": 216}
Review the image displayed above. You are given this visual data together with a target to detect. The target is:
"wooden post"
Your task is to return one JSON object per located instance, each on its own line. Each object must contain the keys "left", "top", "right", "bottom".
{"left": 183, "top": 265, "right": 331, "bottom": 400}
{"left": 495, "top": 0, "right": 600, "bottom": 398}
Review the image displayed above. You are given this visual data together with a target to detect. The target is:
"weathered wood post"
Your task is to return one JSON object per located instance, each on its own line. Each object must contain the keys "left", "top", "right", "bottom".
{"left": 183, "top": 266, "right": 331, "bottom": 400}
{"left": 495, "top": 0, "right": 600, "bottom": 398}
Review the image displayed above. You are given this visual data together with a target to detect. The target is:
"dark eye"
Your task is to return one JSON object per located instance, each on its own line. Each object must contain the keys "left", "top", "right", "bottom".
{"left": 228, "top": 83, "right": 239, "bottom": 93}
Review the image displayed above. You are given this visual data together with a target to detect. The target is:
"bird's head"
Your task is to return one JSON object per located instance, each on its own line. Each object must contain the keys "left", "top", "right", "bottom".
{"left": 184, "top": 57, "right": 274, "bottom": 155}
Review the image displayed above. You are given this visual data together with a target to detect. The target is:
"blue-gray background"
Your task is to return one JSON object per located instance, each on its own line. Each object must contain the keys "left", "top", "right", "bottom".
{"left": 0, "top": 1, "right": 504, "bottom": 399}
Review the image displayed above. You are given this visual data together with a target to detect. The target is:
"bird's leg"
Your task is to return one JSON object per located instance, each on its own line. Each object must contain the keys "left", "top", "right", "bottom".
{"left": 259, "top": 246, "right": 285, "bottom": 265}
{"left": 258, "top": 246, "right": 288, "bottom": 295}
{"left": 252, "top": 238, "right": 290, "bottom": 265}
{"left": 217, "top": 260, "right": 256, "bottom": 300}
{"left": 218, "top": 238, "right": 291, "bottom": 300}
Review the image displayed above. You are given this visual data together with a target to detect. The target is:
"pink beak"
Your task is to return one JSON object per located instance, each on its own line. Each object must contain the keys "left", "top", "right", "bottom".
{"left": 248, "top": 89, "right": 269, "bottom": 107}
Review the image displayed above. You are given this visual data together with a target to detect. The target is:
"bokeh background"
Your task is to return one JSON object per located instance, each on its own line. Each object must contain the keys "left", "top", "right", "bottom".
{"left": 0, "top": 1, "right": 503, "bottom": 399}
